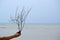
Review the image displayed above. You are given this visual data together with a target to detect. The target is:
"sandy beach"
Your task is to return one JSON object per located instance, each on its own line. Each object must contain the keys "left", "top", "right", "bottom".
{"left": 0, "top": 24, "right": 60, "bottom": 40}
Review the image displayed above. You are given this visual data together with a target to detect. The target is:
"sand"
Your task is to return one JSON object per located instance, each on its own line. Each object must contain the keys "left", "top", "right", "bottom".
{"left": 0, "top": 24, "right": 60, "bottom": 40}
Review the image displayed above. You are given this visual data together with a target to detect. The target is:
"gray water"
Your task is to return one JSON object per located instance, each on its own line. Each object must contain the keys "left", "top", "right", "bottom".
{"left": 0, "top": 24, "right": 60, "bottom": 40}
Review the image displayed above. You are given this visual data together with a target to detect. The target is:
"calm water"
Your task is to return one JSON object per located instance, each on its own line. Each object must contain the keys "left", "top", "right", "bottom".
{"left": 0, "top": 24, "right": 60, "bottom": 40}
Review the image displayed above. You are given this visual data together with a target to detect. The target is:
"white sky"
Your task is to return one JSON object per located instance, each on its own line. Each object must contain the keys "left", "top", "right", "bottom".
{"left": 0, "top": 0, "right": 60, "bottom": 24}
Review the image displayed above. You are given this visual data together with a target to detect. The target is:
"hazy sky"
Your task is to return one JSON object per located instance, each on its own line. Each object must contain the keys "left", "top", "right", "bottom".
{"left": 0, "top": 0, "right": 60, "bottom": 24}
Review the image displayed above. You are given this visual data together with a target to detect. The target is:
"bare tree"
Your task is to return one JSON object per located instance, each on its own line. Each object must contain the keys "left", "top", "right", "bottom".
{"left": 10, "top": 7, "right": 31, "bottom": 32}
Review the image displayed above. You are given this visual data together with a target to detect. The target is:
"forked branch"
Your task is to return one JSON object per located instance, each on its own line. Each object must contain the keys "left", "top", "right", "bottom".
{"left": 10, "top": 7, "right": 31, "bottom": 31}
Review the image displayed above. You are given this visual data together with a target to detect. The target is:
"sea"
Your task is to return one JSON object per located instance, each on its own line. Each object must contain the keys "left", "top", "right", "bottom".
{"left": 0, "top": 24, "right": 60, "bottom": 40}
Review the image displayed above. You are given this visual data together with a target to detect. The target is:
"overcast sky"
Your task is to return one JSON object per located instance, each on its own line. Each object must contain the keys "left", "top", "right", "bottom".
{"left": 0, "top": 0, "right": 60, "bottom": 24}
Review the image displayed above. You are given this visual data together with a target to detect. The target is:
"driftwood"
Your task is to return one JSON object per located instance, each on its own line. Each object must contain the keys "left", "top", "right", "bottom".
{"left": 0, "top": 7, "right": 31, "bottom": 40}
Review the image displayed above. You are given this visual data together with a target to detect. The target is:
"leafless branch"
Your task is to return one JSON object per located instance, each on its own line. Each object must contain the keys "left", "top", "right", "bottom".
{"left": 10, "top": 7, "right": 31, "bottom": 31}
